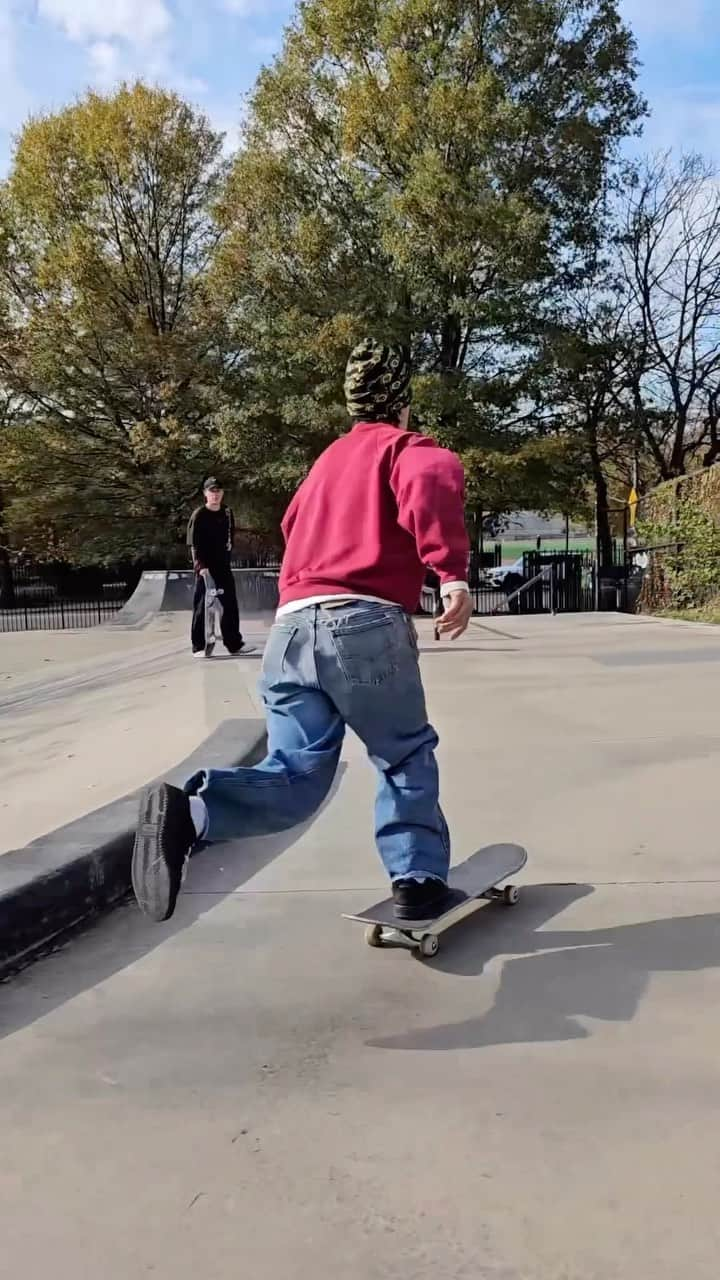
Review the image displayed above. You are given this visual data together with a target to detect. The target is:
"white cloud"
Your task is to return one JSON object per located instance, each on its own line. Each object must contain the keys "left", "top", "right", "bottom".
{"left": 37, "top": 0, "right": 171, "bottom": 47}
{"left": 641, "top": 87, "right": 720, "bottom": 163}
{"left": 35, "top": 0, "right": 210, "bottom": 104}
{"left": 88, "top": 40, "right": 121, "bottom": 85}
{"left": 0, "top": 0, "right": 257, "bottom": 171}
{"left": 208, "top": 100, "right": 248, "bottom": 156}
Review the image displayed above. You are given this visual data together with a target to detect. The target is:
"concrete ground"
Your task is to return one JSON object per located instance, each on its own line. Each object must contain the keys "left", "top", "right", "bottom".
{"left": 3, "top": 612, "right": 720, "bottom": 1278}
{"left": 0, "top": 612, "right": 270, "bottom": 853}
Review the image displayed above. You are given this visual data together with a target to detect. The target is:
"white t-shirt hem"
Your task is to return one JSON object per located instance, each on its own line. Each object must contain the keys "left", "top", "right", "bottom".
{"left": 276, "top": 582, "right": 470, "bottom": 618}
{"left": 276, "top": 592, "right": 399, "bottom": 618}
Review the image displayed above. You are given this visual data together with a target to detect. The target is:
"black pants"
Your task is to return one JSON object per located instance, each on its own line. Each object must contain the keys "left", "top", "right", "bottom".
{"left": 191, "top": 568, "right": 243, "bottom": 653}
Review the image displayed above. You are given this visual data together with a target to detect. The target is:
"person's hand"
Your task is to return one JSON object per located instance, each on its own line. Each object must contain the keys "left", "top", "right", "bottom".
{"left": 436, "top": 589, "right": 472, "bottom": 640}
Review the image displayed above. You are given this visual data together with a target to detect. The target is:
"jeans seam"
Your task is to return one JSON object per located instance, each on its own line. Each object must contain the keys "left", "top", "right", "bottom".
{"left": 330, "top": 618, "right": 396, "bottom": 637}
{"left": 261, "top": 625, "right": 297, "bottom": 678}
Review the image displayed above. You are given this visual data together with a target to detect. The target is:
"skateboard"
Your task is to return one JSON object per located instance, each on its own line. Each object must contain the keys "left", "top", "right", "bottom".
{"left": 202, "top": 570, "right": 224, "bottom": 657}
{"left": 343, "top": 843, "right": 528, "bottom": 960}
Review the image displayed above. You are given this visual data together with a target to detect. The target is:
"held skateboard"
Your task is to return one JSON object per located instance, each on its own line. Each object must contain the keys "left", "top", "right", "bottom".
{"left": 202, "top": 570, "right": 224, "bottom": 657}
{"left": 343, "top": 843, "right": 528, "bottom": 960}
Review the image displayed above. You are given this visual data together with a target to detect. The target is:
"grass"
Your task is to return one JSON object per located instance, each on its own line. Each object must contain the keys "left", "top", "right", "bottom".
{"left": 497, "top": 538, "right": 595, "bottom": 564}
{"left": 655, "top": 599, "right": 720, "bottom": 625}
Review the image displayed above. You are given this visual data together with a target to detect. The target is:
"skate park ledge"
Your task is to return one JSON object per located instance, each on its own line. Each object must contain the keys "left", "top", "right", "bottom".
{"left": 0, "top": 718, "right": 266, "bottom": 978}
{"left": 112, "top": 569, "right": 280, "bottom": 626}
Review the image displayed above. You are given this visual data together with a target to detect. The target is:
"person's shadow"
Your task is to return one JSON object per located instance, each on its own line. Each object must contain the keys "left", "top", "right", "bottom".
{"left": 368, "top": 884, "right": 720, "bottom": 1051}
{"left": 0, "top": 763, "right": 348, "bottom": 1041}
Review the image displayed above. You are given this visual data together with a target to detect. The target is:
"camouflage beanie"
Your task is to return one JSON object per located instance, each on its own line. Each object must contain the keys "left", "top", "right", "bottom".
{"left": 344, "top": 339, "right": 412, "bottom": 419}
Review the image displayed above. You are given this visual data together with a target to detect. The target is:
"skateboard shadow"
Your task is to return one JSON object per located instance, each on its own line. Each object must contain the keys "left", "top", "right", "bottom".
{"left": 0, "top": 763, "right": 348, "bottom": 1041}
{"left": 367, "top": 885, "right": 720, "bottom": 1052}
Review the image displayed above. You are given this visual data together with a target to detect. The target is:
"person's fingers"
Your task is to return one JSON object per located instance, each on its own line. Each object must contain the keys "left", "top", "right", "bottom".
{"left": 438, "top": 596, "right": 470, "bottom": 621}
{"left": 440, "top": 620, "right": 468, "bottom": 640}
{"left": 437, "top": 597, "right": 465, "bottom": 623}
{"left": 436, "top": 594, "right": 472, "bottom": 639}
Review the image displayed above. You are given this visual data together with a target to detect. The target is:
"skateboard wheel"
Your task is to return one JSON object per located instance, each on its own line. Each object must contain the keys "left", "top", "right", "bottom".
{"left": 503, "top": 885, "right": 520, "bottom": 906}
{"left": 365, "top": 924, "right": 384, "bottom": 948}
{"left": 418, "top": 934, "right": 440, "bottom": 958}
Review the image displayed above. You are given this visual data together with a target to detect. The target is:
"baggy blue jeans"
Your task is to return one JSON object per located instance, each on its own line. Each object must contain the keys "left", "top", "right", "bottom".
{"left": 184, "top": 601, "right": 450, "bottom": 883}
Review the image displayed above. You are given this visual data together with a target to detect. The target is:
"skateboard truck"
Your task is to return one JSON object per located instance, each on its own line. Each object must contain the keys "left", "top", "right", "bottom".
{"left": 363, "top": 885, "right": 520, "bottom": 959}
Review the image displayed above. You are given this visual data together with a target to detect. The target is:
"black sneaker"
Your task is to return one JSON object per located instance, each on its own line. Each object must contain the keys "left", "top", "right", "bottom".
{"left": 392, "top": 878, "right": 449, "bottom": 922}
{"left": 132, "top": 783, "right": 196, "bottom": 922}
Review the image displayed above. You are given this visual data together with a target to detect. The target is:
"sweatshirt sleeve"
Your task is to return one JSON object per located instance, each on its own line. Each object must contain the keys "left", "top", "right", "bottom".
{"left": 187, "top": 508, "right": 206, "bottom": 568}
{"left": 390, "top": 437, "right": 469, "bottom": 589}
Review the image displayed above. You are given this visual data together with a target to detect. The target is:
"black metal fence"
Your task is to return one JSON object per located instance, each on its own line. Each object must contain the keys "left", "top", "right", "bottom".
{"left": 523, "top": 551, "right": 596, "bottom": 613}
{"left": 422, "top": 549, "right": 602, "bottom": 618}
{"left": 231, "top": 552, "right": 282, "bottom": 570}
{"left": 1, "top": 537, "right": 648, "bottom": 634}
{"left": 0, "top": 560, "right": 136, "bottom": 633}
{"left": 0, "top": 598, "right": 128, "bottom": 632}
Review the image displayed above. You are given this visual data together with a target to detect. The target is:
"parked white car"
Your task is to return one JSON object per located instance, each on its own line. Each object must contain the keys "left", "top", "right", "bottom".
{"left": 483, "top": 557, "right": 525, "bottom": 588}
{"left": 483, "top": 557, "right": 552, "bottom": 593}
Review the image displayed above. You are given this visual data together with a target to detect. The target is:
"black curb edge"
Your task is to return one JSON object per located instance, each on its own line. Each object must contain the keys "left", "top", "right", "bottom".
{"left": 0, "top": 718, "right": 266, "bottom": 976}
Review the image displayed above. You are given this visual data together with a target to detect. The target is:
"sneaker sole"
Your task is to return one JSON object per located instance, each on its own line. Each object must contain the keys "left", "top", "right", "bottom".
{"left": 131, "top": 784, "right": 182, "bottom": 923}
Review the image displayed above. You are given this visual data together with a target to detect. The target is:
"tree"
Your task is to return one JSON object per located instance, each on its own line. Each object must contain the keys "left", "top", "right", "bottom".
{"left": 0, "top": 83, "right": 232, "bottom": 564}
{"left": 621, "top": 152, "right": 720, "bottom": 479}
{"left": 537, "top": 277, "right": 647, "bottom": 561}
{"left": 215, "top": 0, "right": 645, "bottom": 505}
{"left": 0, "top": 386, "right": 24, "bottom": 604}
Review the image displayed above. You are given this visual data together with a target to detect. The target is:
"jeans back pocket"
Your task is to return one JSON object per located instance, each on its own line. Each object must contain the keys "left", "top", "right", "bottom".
{"left": 331, "top": 614, "right": 400, "bottom": 687}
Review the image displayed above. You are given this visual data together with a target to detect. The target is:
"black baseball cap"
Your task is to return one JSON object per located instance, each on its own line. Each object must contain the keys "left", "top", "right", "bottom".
{"left": 203, "top": 476, "right": 223, "bottom": 492}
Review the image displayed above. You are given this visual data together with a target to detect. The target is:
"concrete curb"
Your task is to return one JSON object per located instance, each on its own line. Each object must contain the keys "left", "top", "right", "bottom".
{"left": 0, "top": 718, "right": 266, "bottom": 976}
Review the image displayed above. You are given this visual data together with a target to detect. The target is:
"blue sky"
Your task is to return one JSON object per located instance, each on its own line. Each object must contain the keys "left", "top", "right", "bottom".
{"left": 0, "top": 0, "right": 718, "bottom": 172}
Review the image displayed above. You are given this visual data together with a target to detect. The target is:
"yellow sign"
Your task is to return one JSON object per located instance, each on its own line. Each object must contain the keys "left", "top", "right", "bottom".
{"left": 628, "top": 487, "right": 639, "bottom": 528}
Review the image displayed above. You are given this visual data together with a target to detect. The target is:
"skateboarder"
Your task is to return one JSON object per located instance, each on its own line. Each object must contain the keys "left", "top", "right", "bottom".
{"left": 187, "top": 478, "right": 250, "bottom": 658}
{"left": 133, "top": 340, "right": 472, "bottom": 924}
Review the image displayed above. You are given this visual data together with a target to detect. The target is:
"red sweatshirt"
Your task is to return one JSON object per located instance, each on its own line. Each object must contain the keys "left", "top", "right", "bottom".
{"left": 278, "top": 421, "right": 469, "bottom": 614}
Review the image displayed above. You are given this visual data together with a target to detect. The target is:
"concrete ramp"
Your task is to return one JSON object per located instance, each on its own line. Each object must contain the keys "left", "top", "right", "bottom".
{"left": 113, "top": 569, "right": 279, "bottom": 627}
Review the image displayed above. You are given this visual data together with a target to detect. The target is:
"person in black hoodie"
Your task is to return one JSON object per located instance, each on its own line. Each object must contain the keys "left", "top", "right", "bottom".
{"left": 186, "top": 477, "right": 251, "bottom": 657}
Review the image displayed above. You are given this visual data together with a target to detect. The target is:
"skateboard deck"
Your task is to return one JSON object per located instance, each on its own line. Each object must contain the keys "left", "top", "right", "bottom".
{"left": 203, "top": 571, "right": 224, "bottom": 657}
{"left": 343, "top": 843, "right": 528, "bottom": 959}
